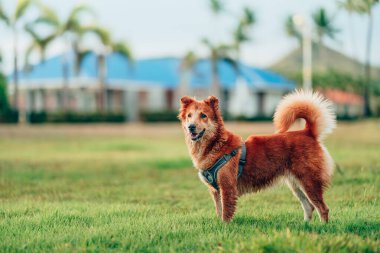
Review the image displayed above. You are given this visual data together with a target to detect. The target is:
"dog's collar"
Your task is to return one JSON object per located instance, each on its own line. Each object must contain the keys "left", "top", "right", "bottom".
{"left": 199, "top": 143, "right": 246, "bottom": 190}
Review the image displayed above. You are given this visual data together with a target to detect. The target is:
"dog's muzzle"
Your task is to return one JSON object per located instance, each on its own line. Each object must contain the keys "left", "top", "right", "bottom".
{"left": 190, "top": 129, "right": 205, "bottom": 141}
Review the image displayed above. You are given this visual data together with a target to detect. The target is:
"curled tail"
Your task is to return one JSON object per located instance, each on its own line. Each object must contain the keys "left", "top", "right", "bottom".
{"left": 274, "top": 90, "right": 336, "bottom": 140}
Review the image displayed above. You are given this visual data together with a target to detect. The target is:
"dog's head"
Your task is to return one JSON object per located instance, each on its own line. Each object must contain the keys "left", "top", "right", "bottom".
{"left": 178, "top": 96, "right": 223, "bottom": 142}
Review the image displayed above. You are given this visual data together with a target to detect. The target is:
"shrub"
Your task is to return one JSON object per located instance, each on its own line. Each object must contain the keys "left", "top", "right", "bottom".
{"left": 0, "top": 73, "right": 9, "bottom": 112}
{"left": 232, "top": 114, "right": 273, "bottom": 122}
{"left": 0, "top": 74, "right": 18, "bottom": 123}
{"left": 141, "top": 110, "right": 178, "bottom": 122}
{"left": 28, "top": 112, "right": 126, "bottom": 124}
{"left": 0, "top": 109, "right": 18, "bottom": 123}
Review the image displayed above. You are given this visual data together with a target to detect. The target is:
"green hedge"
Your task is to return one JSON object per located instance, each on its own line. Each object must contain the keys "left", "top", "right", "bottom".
{"left": 141, "top": 110, "right": 178, "bottom": 122}
{"left": 0, "top": 110, "right": 19, "bottom": 123}
{"left": 232, "top": 115, "right": 274, "bottom": 122}
{"left": 0, "top": 73, "right": 17, "bottom": 123}
{"left": 140, "top": 110, "right": 277, "bottom": 122}
{"left": 28, "top": 112, "right": 126, "bottom": 124}
{"left": 336, "top": 115, "right": 361, "bottom": 121}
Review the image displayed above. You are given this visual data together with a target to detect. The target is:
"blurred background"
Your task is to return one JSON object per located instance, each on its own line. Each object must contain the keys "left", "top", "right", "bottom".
{"left": 0, "top": 0, "right": 379, "bottom": 123}
{"left": 1, "top": 1, "right": 380, "bottom": 252}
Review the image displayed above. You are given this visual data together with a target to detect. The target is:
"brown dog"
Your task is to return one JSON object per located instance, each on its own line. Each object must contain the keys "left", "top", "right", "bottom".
{"left": 178, "top": 90, "right": 336, "bottom": 223}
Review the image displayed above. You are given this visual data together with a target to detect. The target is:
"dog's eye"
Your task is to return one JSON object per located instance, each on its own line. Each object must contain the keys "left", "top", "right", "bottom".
{"left": 200, "top": 113, "right": 207, "bottom": 119}
{"left": 187, "top": 113, "right": 192, "bottom": 118}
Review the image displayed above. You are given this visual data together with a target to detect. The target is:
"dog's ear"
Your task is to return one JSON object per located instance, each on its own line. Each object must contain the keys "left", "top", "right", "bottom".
{"left": 204, "top": 96, "right": 219, "bottom": 111}
{"left": 178, "top": 96, "right": 195, "bottom": 120}
{"left": 180, "top": 96, "right": 195, "bottom": 107}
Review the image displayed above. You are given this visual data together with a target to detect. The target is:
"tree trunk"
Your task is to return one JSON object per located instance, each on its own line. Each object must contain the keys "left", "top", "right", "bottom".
{"left": 364, "top": 11, "right": 373, "bottom": 117}
{"left": 98, "top": 54, "right": 107, "bottom": 112}
{"left": 12, "top": 27, "right": 26, "bottom": 124}
{"left": 348, "top": 13, "right": 358, "bottom": 66}
{"left": 62, "top": 52, "right": 69, "bottom": 111}
{"left": 176, "top": 69, "right": 190, "bottom": 105}
{"left": 211, "top": 59, "right": 220, "bottom": 98}
{"left": 13, "top": 39, "right": 18, "bottom": 111}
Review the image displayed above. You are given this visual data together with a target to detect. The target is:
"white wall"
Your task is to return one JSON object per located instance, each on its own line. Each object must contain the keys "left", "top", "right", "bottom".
{"left": 228, "top": 88, "right": 288, "bottom": 118}
{"left": 263, "top": 91, "right": 285, "bottom": 116}
{"left": 147, "top": 87, "right": 166, "bottom": 110}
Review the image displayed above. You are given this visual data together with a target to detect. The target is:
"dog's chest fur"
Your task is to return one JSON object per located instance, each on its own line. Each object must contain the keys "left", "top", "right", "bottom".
{"left": 185, "top": 132, "right": 240, "bottom": 170}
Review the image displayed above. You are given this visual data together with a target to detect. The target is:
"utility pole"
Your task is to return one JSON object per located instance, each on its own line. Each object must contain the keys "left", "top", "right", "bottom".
{"left": 293, "top": 15, "right": 312, "bottom": 90}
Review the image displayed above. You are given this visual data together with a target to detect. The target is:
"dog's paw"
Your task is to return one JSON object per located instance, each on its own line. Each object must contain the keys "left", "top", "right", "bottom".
{"left": 221, "top": 214, "right": 234, "bottom": 223}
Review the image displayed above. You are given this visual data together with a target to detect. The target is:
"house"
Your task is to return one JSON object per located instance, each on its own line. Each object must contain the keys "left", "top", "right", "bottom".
{"left": 8, "top": 53, "right": 295, "bottom": 121}
{"left": 324, "top": 89, "right": 364, "bottom": 118}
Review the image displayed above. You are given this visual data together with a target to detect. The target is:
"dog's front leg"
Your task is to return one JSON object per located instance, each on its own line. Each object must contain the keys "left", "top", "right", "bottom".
{"left": 218, "top": 170, "right": 238, "bottom": 222}
{"left": 209, "top": 188, "right": 222, "bottom": 217}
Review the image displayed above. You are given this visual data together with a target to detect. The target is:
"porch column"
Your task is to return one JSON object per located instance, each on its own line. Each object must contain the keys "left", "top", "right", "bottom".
{"left": 124, "top": 89, "right": 139, "bottom": 122}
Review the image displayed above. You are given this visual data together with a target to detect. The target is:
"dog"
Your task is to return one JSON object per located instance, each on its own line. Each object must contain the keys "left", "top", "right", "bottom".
{"left": 178, "top": 90, "right": 336, "bottom": 223}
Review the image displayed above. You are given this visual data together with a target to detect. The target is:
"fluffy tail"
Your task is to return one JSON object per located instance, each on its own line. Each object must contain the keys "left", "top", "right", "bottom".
{"left": 274, "top": 90, "right": 336, "bottom": 140}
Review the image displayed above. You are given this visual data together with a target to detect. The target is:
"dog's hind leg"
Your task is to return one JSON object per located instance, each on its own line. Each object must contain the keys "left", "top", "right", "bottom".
{"left": 286, "top": 176, "right": 314, "bottom": 221}
{"left": 298, "top": 176, "right": 330, "bottom": 223}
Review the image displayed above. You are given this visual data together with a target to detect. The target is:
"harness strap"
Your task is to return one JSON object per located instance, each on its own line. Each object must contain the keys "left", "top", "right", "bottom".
{"left": 199, "top": 143, "right": 246, "bottom": 190}
{"left": 238, "top": 144, "right": 246, "bottom": 178}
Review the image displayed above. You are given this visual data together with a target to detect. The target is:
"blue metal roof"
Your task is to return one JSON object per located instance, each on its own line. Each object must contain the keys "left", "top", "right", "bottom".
{"left": 11, "top": 53, "right": 295, "bottom": 90}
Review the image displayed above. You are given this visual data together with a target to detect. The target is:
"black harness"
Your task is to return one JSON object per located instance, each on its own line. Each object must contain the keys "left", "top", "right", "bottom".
{"left": 199, "top": 144, "right": 247, "bottom": 190}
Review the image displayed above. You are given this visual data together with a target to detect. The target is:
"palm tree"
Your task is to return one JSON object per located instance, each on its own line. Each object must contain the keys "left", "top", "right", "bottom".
{"left": 233, "top": 7, "right": 256, "bottom": 59}
{"left": 202, "top": 38, "right": 236, "bottom": 100}
{"left": 178, "top": 51, "right": 198, "bottom": 100}
{"left": 312, "top": 7, "right": 339, "bottom": 74}
{"left": 339, "top": 0, "right": 379, "bottom": 116}
{"left": 312, "top": 8, "right": 339, "bottom": 47}
{"left": 337, "top": 0, "right": 360, "bottom": 61}
{"left": 31, "top": 3, "right": 96, "bottom": 111}
{"left": 82, "top": 25, "right": 133, "bottom": 112}
{"left": 0, "top": 0, "right": 36, "bottom": 119}
{"left": 285, "top": 15, "right": 302, "bottom": 46}
{"left": 24, "top": 24, "right": 55, "bottom": 71}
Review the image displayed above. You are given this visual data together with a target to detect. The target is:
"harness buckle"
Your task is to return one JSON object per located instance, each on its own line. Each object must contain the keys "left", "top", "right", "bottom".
{"left": 204, "top": 171, "right": 214, "bottom": 184}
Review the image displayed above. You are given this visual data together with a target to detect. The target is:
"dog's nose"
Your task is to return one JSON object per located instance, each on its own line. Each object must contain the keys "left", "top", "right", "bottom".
{"left": 188, "top": 124, "right": 196, "bottom": 132}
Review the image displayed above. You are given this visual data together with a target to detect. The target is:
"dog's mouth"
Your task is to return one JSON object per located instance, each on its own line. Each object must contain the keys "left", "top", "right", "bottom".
{"left": 190, "top": 129, "right": 206, "bottom": 141}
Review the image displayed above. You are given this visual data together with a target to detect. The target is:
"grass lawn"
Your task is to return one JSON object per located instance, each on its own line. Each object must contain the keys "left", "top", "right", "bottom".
{"left": 0, "top": 121, "right": 379, "bottom": 252}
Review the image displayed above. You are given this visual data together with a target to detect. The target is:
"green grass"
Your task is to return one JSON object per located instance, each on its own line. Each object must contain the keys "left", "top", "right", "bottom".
{"left": 0, "top": 121, "right": 379, "bottom": 253}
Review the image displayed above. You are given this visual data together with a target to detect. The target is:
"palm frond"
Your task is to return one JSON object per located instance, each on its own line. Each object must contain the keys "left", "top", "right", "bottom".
{"left": 201, "top": 38, "right": 213, "bottom": 49}
{"left": 216, "top": 44, "right": 234, "bottom": 55}
{"left": 285, "top": 15, "right": 301, "bottom": 41}
{"left": 112, "top": 41, "right": 133, "bottom": 73}
{"left": 24, "top": 25, "right": 55, "bottom": 70}
{"left": 180, "top": 51, "right": 198, "bottom": 70}
{"left": 312, "top": 7, "right": 339, "bottom": 41}
{"left": 344, "top": 0, "right": 379, "bottom": 14}
{"left": 0, "top": 1, "right": 10, "bottom": 25}
{"left": 209, "top": 0, "right": 224, "bottom": 14}
{"left": 74, "top": 45, "right": 93, "bottom": 75}
{"left": 337, "top": 0, "right": 357, "bottom": 12}
{"left": 112, "top": 41, "right": 133, "bottom": 60}
{"left": 15, "top": 0, "right": 34, "bottom": 21}
{"left": 35, "top": 3, "right": 60, "bottom": 27}
{"left": 65, "top": 4, "right": 95, "bottom": 31}
{"left": 241, "top": 7, "right": 256, "bottom": 26}
{"left": 82, "top": 25, "right": 111, "bottom": 46}
{"left": 233, "top": 22, "right": 250, "bottom": 45}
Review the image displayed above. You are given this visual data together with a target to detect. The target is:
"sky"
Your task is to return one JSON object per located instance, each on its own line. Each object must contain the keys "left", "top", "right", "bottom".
{"left": 0, "top": 0, "right": 379, "bottom": 74}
